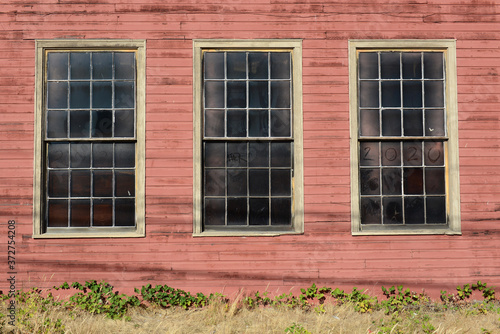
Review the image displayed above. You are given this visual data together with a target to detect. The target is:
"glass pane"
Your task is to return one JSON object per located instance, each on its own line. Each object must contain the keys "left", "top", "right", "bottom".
{"left": 383, "top": 197, "right": 403, "bottom": 224}
{"left": 205, "top": 142, "right": 225, "bottom": 167}
{"left": 271, "top": 109, "right": 291, "bottom": 137}
{"left": 424, "top": 52, "right": 443, "bottom": 79}
{"left": 360, "top": 197, "right": 381, "bottom": 224}
{"left": 92, "top": 53, "right": 112, "bottom": 79}
{"left": 360, "top": 168, "right": 380, "bottom": 195}
{"left": 382, "top": 168, "right": 401, "bottom": 195}
{"left": 381, "top": 52, "right": 400, "bottom": 79}
{"left": 249, "top": 81, "right": 268, "bottom": 108}
{"left": 47, "top": 53, "right": 68, "bottom": 80}
{"left": 47, "top": 82, "right": 68, "bottom": 109}
{"left": 69, "top": 110, "right": 90, "bottom": 138}
{"left": 424, "top": 141, "right": 444, "bottom": 166}
{"left": 271, "top": 52, "right": 290, "bottom": 79}
{"left": 249, "top": 142, "right": 269, "bottom": 167}
{"left": 227, "top": 198, "right": 247, "bottom": 225}
{"left": 115, "top": 82, "right": 135, "bottom": 108}
{"left": 359, "top": 142, "right": 379, "bottom": 166}
{"left": 48, "top": 199, "right": 68, "bottom": 227}
{"left": 227, "top": 109, "right": 246, "bottom": 137}
{"left": 204, "top": 52, "right": 224, "bottom": 79}
{"left": 227, "top": 52, "right": 246, "bottom": 79}
{"left": 381, "top": 141, "right": 401, "bottom": 166}
{"left": 205, "top": 169, "right": 225, "bottom": 196}
{"left": 425, "top": 168, "right": 445, "bottom": 194}
{"left": 249, "top": 110, "right": 268, "bottom": 137}
{"left": 115, "top": 52, "right": 135, "bottom": 79}
{"left": 93, "top": 199, "right": 113, "bottom": 226}
{"left": 48, "top": 171, "right": 68, "bottom": 197}
{"left": 404, "top": 168, "right": 423, "bottom": 194}
{"left": 115, "top": 110, "right": 135, "bottom": 137}
{"left": 47, "top": 110, "right": 68, "bottom": 138}
{"left": 382, "top": 109, "right": 401, "bottom": 136}
{"left": 70, "top": 53, "right": 90, "bottom": 79}
{"left": 403, "top": 142, "right": 422, "bottom": 166}
{"left": 93, "top": 170, "right": 113, "bottom": 197}
{"left": 271, "top": 81, "right": 290, "bottom": 108}
{"left": 249, "top": 52, "right": 268, "bottom": 79}
{"left": 359, "top": 81, "right": 379, "bottom": 108}
{"left": 92, "top": 143, "right": 113, "bottom": 168}
{"left": 403, "top": 109, "right": 423, "bottom": 136}
{"left": 115, "top": 170, "right": 135, "bottom": 197}
{"left": 70, "top": 82, "right": 90, "bottom": 109}
{"left": 227, "top": 142, "right": 247, "bottom": 167}
{"left": 359, "top": 52, "right": 378, "bottom": 79}
{"left": 70, "top": 143, "right": 91, "bottom": 168}
{"left": 204, "top": 198, "right": 225, "bottom": 226}
{"left": 249, "top": 169, "right": 268, "bottom": 196}
{"left": 205, "top": 81, "right": 224, "bottom": 108}
{"left": 71, "top": 170, "right": 91, "bottom": 197}
{"left": 402, "top": 53, "right": 421, "bottom": 79}
{"left": 405, "top": 197, "right": 424, "bottom": 224}
{"left": 227, "top": 81, "right": 246, "bottom": 108}
{"left": 425, "top": 109, "right": 445, "bottom": 136}
{"left": 271, "top": 198, "right": 291, "bottom": 225}
{"left": 227, "top": 169, "right": 247, "bottom": 196}
{"left": 115, "top": 198, "right": 135, "bottom": 226}
{"left": 92, "top": 110, "right": 113, "bottom": 137}
{"left": 426, "top": 196, "right": 446, "bottom": 224}
{"left": 115, "top": 143, "right": 135, "bottom": 168}
{"left": 381, "top": 81, "right": 401, "bottom": 107}
{"left": 249, "top": 198, "right": 269, "bottom": 225}
{"left": 92, "top": 82, "right": 112, "bottom": 108}
{"left": 359, "top": 109, "right": 379, "bottom": 136}
{"left": 205, "top": 109, "right": 224, "bottom": 137}
{"left": 48, "top": 143, "right": 69, "bottom": 168}
{"left": 403, "top": 81, "right": 422, "bottom": 107}
{"left": 70, "top": 199, "right": 90, "bottom": 227}
{"left": 424, "top": 81, "right": 444, "bottom": 107}
{"left": 271, "top": 142, "right": 291, "bottom": 167}
{"left": 271, "top": 169, "right": 291, "bottom": 196}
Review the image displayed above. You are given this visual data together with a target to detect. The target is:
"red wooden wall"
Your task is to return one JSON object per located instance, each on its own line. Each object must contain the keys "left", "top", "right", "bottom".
{"left": 1, "top": 0, "right": 500, "bottom": 298}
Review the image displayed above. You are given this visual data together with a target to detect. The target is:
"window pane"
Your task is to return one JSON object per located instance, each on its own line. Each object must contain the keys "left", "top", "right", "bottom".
{"left": 271, "top": 81, "right": 290, "bottom": 108}
{"left": 359, "top": 81, "right": 379, "bottom": 108}
{"left": 271, "top": 198, "right": 291, "bottom": 225}
{"left": 425, "top": 109, "right": 445, "bottom": 136}
{"left": 359, "top": 52, "right": 378, "bottom": 79}
{"left": 383, "top": 197, "right": 403, "bottom": 224}
{"left": 205, "top": 142, "right": 225, "bottom": 167}
{"left": 205, "top": 198, "right": 225, "bottom": 225}
{"left": 403, "top": 142, "right": 422, "bottom": 166}
{"left": 205, "top": 109, "right": 224, "bottom": 137}
{"left": 271, "top": 142, "right": 291, "bottom": 167}
{"left": 271, "top": 109, "right": 291, "bottom": 137}
{"left": 115, "top": 170, "right": 135, "bottom": 197}
{"left": 424, "top": 141, "right": 444, "bottom": 166}
{"left": 227, "top": 142, "right": 247, "bottom": 167}
{"left": 227, "top": 109, "right": 246, "bottom": 137}
{"left": 404, "top": 197, "right": 425, "bottom": 224}
{"left": 403, "top": 81, "right": 422, "bottom": 107}
{"left": 271, "top": 169, "right": 291, "bottom": 196}
{"left": 115, "top": 110, "right": 135, "bottom": 137}
{"left": 249, "top": 109, "right": 268, "bottom": 137}
{"left": 227, "top": 81, "right": 246, "bottom": 108}
{"left": 249, "top": 198, "right": 269, "bottom": 225}
{"left": 381, "top": 109, "right": 401, "bottom": 136}
{"left": 70, "top": 199, "right": 90, "bottom": 227}
{"left": 381, "top": 81, "right": 401, "bottom": 107}
{"left": 424, "top": 81, "right": 444, "bottom": 107}
{"left": 71, "top": 170, "right": 91, "bottom": 197}
{"left": 92, "top": 110, "right": 113, "bottom": 137}
{"left": 426, "top": 196, "right": 446, "bottom": 224}
{"left": 249, "top": 169, "right": 268, "bottom": 196}
{"left": 115, "top": 52, "right": 135, "bottom": 79}
{"left": 47, "top": 110, "right": 68, "bottom": 138}
{"left": 270, "top": 52, "right": 290, "bottom": 79}
{"left": 92, "top": 53, "right": 112, "bottom": 79}
{"left": 381, "top": 52, "right": 400, "bottom": 79}
{"left": 69, "top": 110, "right": 90, "bottom": 138}
{"left": 424, "top": 52, "right": 443, "bottom": 79}
{"left": 115, "top": 199, "right": 135, "bottom": 226}
{"left": 48, "top": 171, "right": 68, "bottom": 197}
{"left": 249, "top": 142, "right": 269, "bottom": 167}
{"left": 48, "top": 143, "right": 69, "bottom": 168}
{"left": 205, "top": 81, "right": 224, "bottom": 108}
{"left": 70, "top": 143, "right": 91, "bottom": 168}
{"left": 425, "top": 168, "right": 445, "bottom": 194}
{"left": 204, "top": 52, "right": 224, "bottom": 79}
{"left": 227, "top": 52, "right": 246, "bottom": 79}
{"left": 227, "top": 169, "right": 247, "bottom": 196}
{"left": 70, "top": 82, "right": 90, "bottom": 109}
{"left": 403, "top": 109, "right": 423, "bottom": 136}
{"left": 359, "top": 142, "right": 379, "bottom": 166}
{"left": 227, "top": 198, "right": 247, "bottom": 225}
{"left": 93, "top": 199, "right": 113, "bottom": 226}
{"left": 402, "top": 53, "right": 421, "bottom": 79}
{"left": 92, "top": 143, "right": 113, "bottom": 168}
{"left": 404, "top": 168, "right": 423, "bottom": 194}
{"left": 115, "top": 143, "right": 135, "bottom": 167}
{"left": 360, "top": 168, "right": 380, "bottom": 195}
{"left": 205, "top": 169, "right": 225, "bottom": 196}
{"left": 47, "top": 53, "right": 68, "bottom": 80}
{"left": 115, "top": 82, "right": 135, "bottom": 108}
{"left": 47, "top": 199, "right": 68, "bottom": 227}
{"left": 93, "top": 170, "right": 113, "bottom": 197}
{"left": 382, "top": 168, "right": 401, "bottom": 195}
{"left": 249, "top": 52, "right": 268, "bottom": 79}
{"left": 70, "top": 52, "right": 90, "bottom": 79}
{"left": 249, "top": 81, "right": 268, "bottom": 108}
{"left": 92, "top": 82, "right": 112, "bottom": 108}
{"left": 360, "top": 197, "right": 381, "bottom": 224}
{"left": 359, "top": 109, "right": 379, "bottom": 136}
{"left": 381, "top": 141, "right": 400, "bottom": 166}
{"left": 47, "top": 82, "right": 68, "bottom": 109}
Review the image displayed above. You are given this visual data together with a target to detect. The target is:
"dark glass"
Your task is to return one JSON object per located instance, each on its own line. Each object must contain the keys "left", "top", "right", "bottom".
{"left": 204, "top": 109, "right": 224, "bottom": 137}
{"left": 359, "top": 142, "right": 379, "bottom": 166}
{"left": 381, "top": 81, "right": 401, "bottom": 107}
{"left": 381, "top": 141, "right": 401, "bottom": 166}
{"left": 115, "top": 170, "right": 135, "bottom": 197}
{"left": 48, "top": 143, "right": 69, "bottom": 168}
{"left": 271, "top": 169, "right": 291, "bottom": 196}
{"left": 227, "top": 81, "right": 246, "bottom": 108}
{"left": 249, "top": 198, "right": 269, "bottom": 225}
{"left": 271, "top": 198, "right": 291, "bottom": 225}
{"left": 405, "top": 197, "right": 425, "bottom": 224}
{"left": 425, "top": 168, "right": 445, "bottom": 195}
{"left": 403, "top": 141, "right": 422, "bottom": 166}
{"left": 70, "top": 110, "right": 90, "bottom": 138}
{"left": 227, "top": 198, "right": 247, "bottom": 225}
{"left": 359, "top": 52, "right": 378, "bottom": 79}
{"left": 424, "top": 141, "right": 444, "bottom": 166}
{"left": 115, "top": 110, "right": 135, "bottom": 137}
{"left": 227, "top": 169, "right": 247, "bottom": 196}
{"left": 71, "top": 170, "right": 91, "bottom": 197}
{"left": 92, "top": 170, "right": 113, "bottom": 197}
{"left": 424, "top": 52, "right": 443, "bottom": 79}
{"left": 425, "top": 109, "right": 445, "bottom": 136}
{"left": 271, "top": 109, "right": 291, "bottom": 137}
{"left": 360, "top": 168, "right": 380, "bottom": 195}
{"left": 47, "top": 199, "right": 68, "bottom": 227}
{"left": 92, "top": 143, "right": 113, "bottom": 168}
{"left": 404, "top": 168, "right": 423, "bottom": 194}
{"left": 403, "top": 81, "right": 422, "bottom": 107}
{"left": 115, "top": 82, "right": 135, "bottom": 108}
{"left": 249, "top": 142, "right": 269, "bottom": 167}
{"left": 70, "top": 53, "right": 90, "bottom": 79}
{"left": 402, "top": 52, "right": 422, "bottom": 79}
{"left": 204, "top": 142, "right": 225, "bottom": 167}
{"left": 249, "top": 81, "right": 268, "bottom": 108}
{"left": 424, "top": 81, "right": 444, "bottom": 107}
{"left": 47, "top": 53, "right": 68, "bottom": 80}
{"left": 249, "top": 110, "right": 268, "bottom": 137}
{"left": 205, "top": 169, "right": 225, "bottom": 196}
{"left": 204, "top": 198, "right": 225, "bottom": 225}
{"left": 115, "top": 198, "right": 135, "bottom": 226}
{"left": 271, "top": 142, "right": 291, "bottom": 167}
{"left": 249, "top": 169, "right": 269, "bottom": 196}
{"left": 227, "top": 52, "right": 246, "bottom": 79}
{"left": 48, "top": 171, "right": 68, "bottom": 197}
{"left": 92, "top": 82, "right": 112, "bottom": 108}
{"left": 359, "top": 81, "right": 379, "bottom": 108}
{"left": 70, "top": 82, "right": 90, "bottom": 109}
{"left": 115, "top": 143, "right": 135, "bottom": 167}
{"left": 93, "top": 199, "right": 113, "bottom": 226}
{"left": 227, "top": 142, "right": 247, "bottom": 167}
{"left": 382, "top": 168, "right": 401, "bottom": 195}
{"left": 360, "top": 197, "right": 381, "bottom": 224}
{"left": 403, "top": 109, "right": 423, "bottom": 136}
{"left": 359, "top": 109, "right": 379, "bottom": 136}
{"left": 47, "top": 82, "right": 68, "bottom": 109}
{"left": 382, "top": 109, "right": 401, "bottom": 136}
{"left": 249, "top": 52, "right": 268, "bottom": 79}
{"left": 115, "top": 52, "right": 135, "bottom": 79}
{"left": 70, "top": 199, "right": 90, "bottom": 227}
{"left": 92, "top": 110, "right": 113, "bottom": 137}
{"left": 271, "top": 81, "right": 290, "bottom": 108}
{"left": 426, "top": 196, "right": 446, "bottom": 224}
{"left": 383, "top": 197, "right": 403, "bottom": 224}
{"left": 92, "top": 53, "right": 112, "bottom": 79}
{"left": 47, "top": 110, "right": 68, "bottom": 138}
{"left": 381, "top": 52, "right": 400, "bottom": 79}
{"left": 70, "top": 143, "right": 91, "bottom": 168}
{"left": 227, "top": 109, "right": 246, "bottom": 137}
{"left": 204, "top": 52, "right": 224, "bottom": 79}
{"left": 271, "top": 52, "right": 290, "bottom": 79}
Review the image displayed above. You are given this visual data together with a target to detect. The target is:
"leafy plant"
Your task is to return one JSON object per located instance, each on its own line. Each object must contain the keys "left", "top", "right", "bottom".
{"left": 285, "top": 322, "right": 311, "bottom": 334}
{"left": 381, "top": 285, "right": 428, "bottom": 314}
{"left": 135, "top": 283, "right": 210, "bottom": 309}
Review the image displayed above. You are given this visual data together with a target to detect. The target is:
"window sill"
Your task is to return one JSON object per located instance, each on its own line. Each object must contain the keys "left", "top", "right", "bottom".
{"left": 352, "top": 226, "right": 461, "bottom": 236}
{"left": 33, "top": 228, "right": 145, "bottom": 239}
{"left": 193, "top": 230, "right": 303, "bottom": 237}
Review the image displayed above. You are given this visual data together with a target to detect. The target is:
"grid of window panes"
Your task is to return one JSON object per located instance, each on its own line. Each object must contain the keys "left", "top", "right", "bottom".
{"left": 358, "top": 51, "right": 447, "bottom": 225}
{"left": 44, "top": 51, "right": 136, "bottom": 228}
{"left": 203, "top": 51, "right": 293, "bottom": 227}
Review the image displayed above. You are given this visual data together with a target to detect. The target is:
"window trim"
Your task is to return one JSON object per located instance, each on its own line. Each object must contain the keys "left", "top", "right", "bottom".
{"left": 348, "top": 39, "right": 461, "bottom": 235}
{"left": 193, "top": 39, "right": 304, "bottom": 237}
{"left": 33, "top": 39, "right": 146, "bottom": 238}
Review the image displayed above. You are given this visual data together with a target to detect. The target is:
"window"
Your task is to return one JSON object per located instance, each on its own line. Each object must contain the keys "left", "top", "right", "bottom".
{"left": 193, "top": 40, "right": 303, "bottom": 236}
{"left": 349, "top": 40, "right": 460, "bottom": 235}
{"left": 33, "top": 40, "right": 145, "bottom": 238}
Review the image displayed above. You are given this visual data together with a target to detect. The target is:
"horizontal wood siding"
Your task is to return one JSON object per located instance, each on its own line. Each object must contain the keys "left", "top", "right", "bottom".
{"left": 1, "top": 0, "right": 500, "bottom": 298}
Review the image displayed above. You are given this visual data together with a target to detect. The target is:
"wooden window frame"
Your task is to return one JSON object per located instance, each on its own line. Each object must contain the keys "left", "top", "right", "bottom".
{"left": 33, "top": 39, "right": 146, "bottom": 238}
{"left": 349, "top": 39, "right": 461, "bottom": 235}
